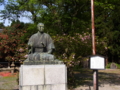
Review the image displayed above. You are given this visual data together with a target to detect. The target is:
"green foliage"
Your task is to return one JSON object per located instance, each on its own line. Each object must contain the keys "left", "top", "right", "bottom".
{"left": 106, "top": 63, "right": 111, "bottom": 68}
{"left": 0, "top": 0, "right": 91, "bottom": 34}
{"left": 116, "top": 64, "right": 120, "bottom": 69}
{"left": 20, "top": 23, "right": 37, "bottom": 43}
{"left": 0, "top": 23, "right": 4, "bottom": 28}
{"left": 94, "top": 0, "right": 120, "bottom": 62}
{"left": 106, "top": 63, "right": 120, "bottom": 69}
{"left": 39, "top": 0, "right": 91, "bottom": 34}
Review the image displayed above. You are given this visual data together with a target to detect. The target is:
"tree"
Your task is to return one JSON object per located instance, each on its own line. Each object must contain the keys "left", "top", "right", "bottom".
{"left": 0, "top": 0, "right": 4, "bottom": 5}
{"left": 95, "top": 0, "right": 120, "bottom": 63}
{"left": 0, "top": 1, "right": 22, "bottom": 22}
{"left": 0, "top": 0, "right": 91, "bottom": 34}
{"left": 1, "top": 0, "right": 120, "bottom": 63}
{"left": 0, "top": 23, "right": 4, "bottom": 28}
{"left": 38, "top": 0, "right": 91, "bottom": 34}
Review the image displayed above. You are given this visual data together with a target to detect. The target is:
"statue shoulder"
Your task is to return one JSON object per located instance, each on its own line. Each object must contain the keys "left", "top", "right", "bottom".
{"left": 30, "top": 33, "right": 38, "bottom": 38}
{"left": 44, "top": 33, "right": 51, "bottom": 37}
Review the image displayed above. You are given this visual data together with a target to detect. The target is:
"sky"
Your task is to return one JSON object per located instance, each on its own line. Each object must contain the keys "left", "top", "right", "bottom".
{"left": 0, "top": 2, "right": 32, "bottom": 26}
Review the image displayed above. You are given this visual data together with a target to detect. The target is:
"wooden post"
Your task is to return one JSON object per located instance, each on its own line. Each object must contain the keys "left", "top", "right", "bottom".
{"left": 91, "top": 0, "right": 96, "bottom": 55}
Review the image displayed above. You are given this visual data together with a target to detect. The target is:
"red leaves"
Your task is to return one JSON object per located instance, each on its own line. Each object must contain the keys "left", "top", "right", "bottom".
{"left": 0, "top": 72, "right": 11, "bottom": 77}
{"left": 0, "top": 25, "right": 27, "bottom": 62}
{"left": 12, "top": 44, "right": 16, "bottom": 46}
{"left": 0, "top": 34, "right": 8, "bottom": 39}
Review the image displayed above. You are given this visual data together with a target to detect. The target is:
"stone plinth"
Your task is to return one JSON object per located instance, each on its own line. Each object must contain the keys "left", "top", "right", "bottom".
{"left": 19, "top": 65, "right": 67, "bottom": 90}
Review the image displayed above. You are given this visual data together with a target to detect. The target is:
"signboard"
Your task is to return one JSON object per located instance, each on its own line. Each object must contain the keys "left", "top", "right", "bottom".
{"left": 89, "top": 55, "right": 105, "bottom": 70}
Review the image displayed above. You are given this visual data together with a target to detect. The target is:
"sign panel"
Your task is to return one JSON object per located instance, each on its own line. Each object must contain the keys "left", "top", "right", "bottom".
{"left": 90, "top": 55, "right": 105, "bottom": 70}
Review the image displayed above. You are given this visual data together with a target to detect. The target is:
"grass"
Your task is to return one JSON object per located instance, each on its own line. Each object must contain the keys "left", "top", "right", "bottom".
{"left": 0, "top": 73, "right": 18, "bottom": 90}
{"left": 0, "top": 68, "right": 120, "bottom": 90}
{"left": 106, "top": 62, "right": 120, "bottom": 69}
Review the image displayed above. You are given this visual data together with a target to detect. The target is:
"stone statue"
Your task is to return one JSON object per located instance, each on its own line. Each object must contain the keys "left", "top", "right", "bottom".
{"left": 28, "top": 23, "right": 55, "bottom": 54}
{"left": 24, "top": 23, "right": 63, "bottom": 65}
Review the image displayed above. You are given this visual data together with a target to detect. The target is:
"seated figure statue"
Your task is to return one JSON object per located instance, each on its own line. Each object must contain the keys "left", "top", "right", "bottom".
{"left": 24, "top": 23, "right": 63, "bottom": 65}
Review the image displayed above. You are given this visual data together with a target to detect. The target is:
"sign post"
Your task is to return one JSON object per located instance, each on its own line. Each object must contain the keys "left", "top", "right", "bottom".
{"left": 89, "top": 55, "right": 105, "bottom": 90}
{"left": 90, "top": 0, "right": 106, "bottom": 90}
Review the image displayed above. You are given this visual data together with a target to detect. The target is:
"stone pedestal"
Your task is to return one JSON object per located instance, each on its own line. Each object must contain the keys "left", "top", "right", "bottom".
{"left": 19, "top": 65, "right": 67, "bottom": 90}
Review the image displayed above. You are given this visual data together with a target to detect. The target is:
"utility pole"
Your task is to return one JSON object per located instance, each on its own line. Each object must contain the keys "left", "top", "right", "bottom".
{"left": 91, "top": 0, "right": 98, "bottom": 90}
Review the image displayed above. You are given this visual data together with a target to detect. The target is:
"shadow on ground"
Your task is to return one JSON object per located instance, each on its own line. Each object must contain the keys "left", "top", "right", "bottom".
{"left": 69, "top": 69, "right": 120, "bottom": 89}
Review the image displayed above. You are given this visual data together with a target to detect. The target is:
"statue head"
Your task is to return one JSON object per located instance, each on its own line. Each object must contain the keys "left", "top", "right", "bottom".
{"left": 37, "top": 23, "right": 44, "bottom": 33}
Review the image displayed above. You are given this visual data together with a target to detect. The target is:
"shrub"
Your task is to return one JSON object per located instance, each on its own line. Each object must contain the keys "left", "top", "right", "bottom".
{"left": 0, "top": 23, "right": 28, "bottom": 63}
{"left": 52, "top": 33, "right": 92, "bottom": 85}
{"left": 53, "top": 33, "right": 92, "bottom": 61}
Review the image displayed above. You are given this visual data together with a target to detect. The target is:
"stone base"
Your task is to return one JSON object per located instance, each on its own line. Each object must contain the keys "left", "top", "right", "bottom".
{"left": 19, "top": 65, "right": 67, "bottom": 90}
{"left": 20, "top": 84, "right": 67, "bottom": 90}
{"left": 23, "top": 59, "right": 63, "bottom": 65}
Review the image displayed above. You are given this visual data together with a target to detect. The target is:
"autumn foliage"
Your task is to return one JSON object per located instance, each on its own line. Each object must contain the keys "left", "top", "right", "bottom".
{"left": 0, "top": 34, "right": 8, "bottom": 39}
{"left": 0, "top": 23, "right": 27, "bottom": 62}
